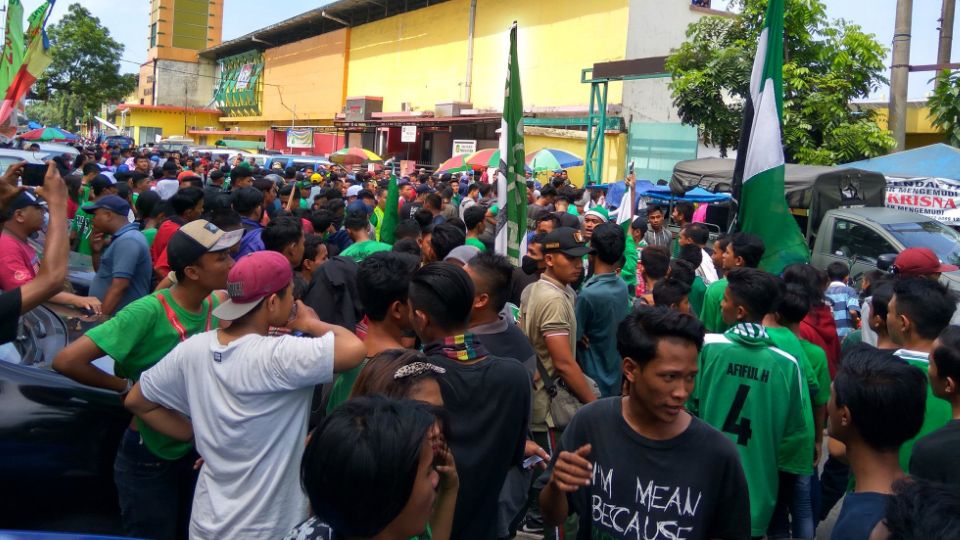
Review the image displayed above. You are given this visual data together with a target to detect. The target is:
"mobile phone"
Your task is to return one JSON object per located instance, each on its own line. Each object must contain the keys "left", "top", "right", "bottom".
{"left": 522, "top": 455, "right": 545, "bottom": 470}
{"left": 629, "top": 160, "right": 635, "bottom": 174}
{"left": 21, "top": 163, "right": 47, "bottom": 186}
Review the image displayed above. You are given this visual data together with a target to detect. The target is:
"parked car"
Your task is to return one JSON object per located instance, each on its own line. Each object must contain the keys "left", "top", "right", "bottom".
{"left": 264, "top": 154, "right": 332, "bottom": 171}
{"left": 17, "top": 142, "right": 80, "bottom": 161}
{"left": 0, "top": 148, "right": 53, "bottom": 170}
{"left": 0, "top": 302, "right": 126, "bottom": 481}
{"left": 102, "top": 135, "right": 135, "bottom": 150}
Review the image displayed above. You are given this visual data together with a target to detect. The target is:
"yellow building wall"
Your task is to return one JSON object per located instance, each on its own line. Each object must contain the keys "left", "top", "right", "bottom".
{"left": 346, "top": 0, "right": 628, "bottom": 112}
{"left": 857, "top": 103, "right": 946, "bottom": 149}
{"left": 470, "top": 0, "right": 628, "bottom": 109}
{"left": 126, "top": 110, "right": 221, "bottom": 145}
{"left": 525, "top": 131, "right": 626, "bottom": 187}
{"left": 261, "top": 30, "right": 348, "bottom": 122}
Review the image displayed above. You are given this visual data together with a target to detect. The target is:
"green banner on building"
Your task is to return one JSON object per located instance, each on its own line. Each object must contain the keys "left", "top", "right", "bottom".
{"left": 214, "top": 50, "right": 264, "bottom": 117}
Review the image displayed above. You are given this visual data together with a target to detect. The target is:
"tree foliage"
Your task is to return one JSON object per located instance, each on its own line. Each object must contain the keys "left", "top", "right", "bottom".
{"left": 27, "top": 3, "right": 135, "bottom": 128}
{"left": 666, "top": 0, "right": 895, "bottom": 165}
{"left": 928, "top": 70, "right": 960, "bottom": 147}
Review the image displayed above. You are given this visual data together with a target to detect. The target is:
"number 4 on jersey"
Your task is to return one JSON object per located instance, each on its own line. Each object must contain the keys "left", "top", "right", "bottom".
{"left": 722, "top": 384, "right": 753, "bottom": 446}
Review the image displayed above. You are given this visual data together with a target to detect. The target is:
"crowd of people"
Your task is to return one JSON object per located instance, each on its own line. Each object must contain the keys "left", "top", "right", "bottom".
{"left": 0, "top": 141, "right": 958, "bottom": 540}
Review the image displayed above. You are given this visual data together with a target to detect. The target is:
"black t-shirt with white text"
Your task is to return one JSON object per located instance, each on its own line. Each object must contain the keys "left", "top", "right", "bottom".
{"left": 552, "top": 397, "right": 751, "bottom": 540}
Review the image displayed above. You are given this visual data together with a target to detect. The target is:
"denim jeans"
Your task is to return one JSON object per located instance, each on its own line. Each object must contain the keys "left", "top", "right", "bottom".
{"left": 113, "top": 428, "right": 198, "bottom": 540}
{"left": 768, "top": 471, "right": 815, "bottom": 539}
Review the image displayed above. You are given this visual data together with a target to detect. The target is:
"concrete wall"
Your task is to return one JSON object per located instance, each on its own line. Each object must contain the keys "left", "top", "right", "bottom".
{"left": 261, "top": 29, "right": 348, "bottom": 122}
{"left": 345, "top": 0, "right": 629, "bottom": 112}
{"left": 620, "top": 0, "right": 708, "bottom": 125}
{"left": 125, "top": 109, "right": 221, "bottom": 145}
{"left": 154, "top": 59, "right": 217, "bottom": 108}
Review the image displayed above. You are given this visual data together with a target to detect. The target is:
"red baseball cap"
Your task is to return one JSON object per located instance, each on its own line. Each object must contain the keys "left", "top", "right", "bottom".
{"left": 213, "top": 251, "right": 293, "bottom": 321}
{"left": 893, "top": 247, "right": 958, "bottom": 277}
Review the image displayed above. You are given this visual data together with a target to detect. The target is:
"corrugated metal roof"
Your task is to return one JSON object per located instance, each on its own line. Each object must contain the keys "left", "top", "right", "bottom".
{"left": 201, "top": 0, "right": 452, "bottom": 59}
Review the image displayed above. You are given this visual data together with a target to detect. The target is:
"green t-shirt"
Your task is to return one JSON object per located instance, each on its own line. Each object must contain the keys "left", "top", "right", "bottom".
{"left": 765, "top": 326, "right": 817, "bottom": 476}
{"left": 141, "top": 227, "right": 158, "bottom": 248}
{"left": 699, "top": 278, "right": 729, "bottom": 333}
{"left": 71, "top": 208, "right": 94, "bottom": 255}
{"left": 799, "top": 339, "right": 831, "bottom": 407}
{"left": 339, "top": 239, "right": 393, "bottom": 263}
{"left": 895, "top": 349, "right": 953, "bottom": 473}
{"left": 689, "top": 323, "right": 808, "bottom": 536}
{"left": 85, "top": 289, "right": 220, "bottom": 460}
{"left": 325, "top": 358, "right": 369, "bottom": 414}
{"left": 689, "top": 276, "right": 707, "bottom": 316}
{"left": 465, "top": 237, "right": 487, "bottom": 252}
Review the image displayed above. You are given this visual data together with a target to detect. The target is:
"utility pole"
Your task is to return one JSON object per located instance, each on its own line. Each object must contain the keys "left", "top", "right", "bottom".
{"left": 889, "top": 0, "right": 913, "bottom": 151}
{"left": 937, "top": 0, "right": 956, "bottom": 87}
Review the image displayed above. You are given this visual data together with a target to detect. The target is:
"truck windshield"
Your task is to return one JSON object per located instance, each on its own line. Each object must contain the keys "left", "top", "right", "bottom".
{"left": 883, "top": 221, "right": 960, "bottom": 266}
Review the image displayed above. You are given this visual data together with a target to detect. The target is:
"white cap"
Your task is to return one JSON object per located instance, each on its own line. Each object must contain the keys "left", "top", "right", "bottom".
{"left": 346, "top": 185, "right": 363, "bottom": 198}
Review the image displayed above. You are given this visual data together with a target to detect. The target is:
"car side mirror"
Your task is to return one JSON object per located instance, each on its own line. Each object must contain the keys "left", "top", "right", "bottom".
{"left": 877, "top": 253, "right": 897, "bottom": 271}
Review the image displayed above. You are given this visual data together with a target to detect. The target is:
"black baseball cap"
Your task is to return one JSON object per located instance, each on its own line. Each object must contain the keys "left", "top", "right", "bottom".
{"left": 5, "top": 190, "right": 44, "bottom": 217}
{"left": 541, "top": 226, "right": 590, "bottom": 257}
{"left": 82, "top": 194, "right": 130, "bottom": 216}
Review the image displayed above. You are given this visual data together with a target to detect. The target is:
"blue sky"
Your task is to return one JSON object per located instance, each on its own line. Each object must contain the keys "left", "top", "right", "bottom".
{"left": 26, "top": 0, "right": 958, "bottom": 99}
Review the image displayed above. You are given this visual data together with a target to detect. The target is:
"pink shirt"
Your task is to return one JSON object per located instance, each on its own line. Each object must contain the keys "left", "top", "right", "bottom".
{"left": 0, "top": 233, "right": 39, "bottom": 291}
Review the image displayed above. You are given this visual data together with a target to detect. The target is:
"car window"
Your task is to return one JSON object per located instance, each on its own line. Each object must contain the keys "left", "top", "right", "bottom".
{"left": 831, "top": 218, "right": 895, "bottom": 263}
{"left": 884, "top": 221, "right": 960, "bottom": 266}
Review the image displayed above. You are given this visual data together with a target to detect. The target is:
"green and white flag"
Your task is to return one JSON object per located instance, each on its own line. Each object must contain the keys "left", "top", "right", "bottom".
{"left": 732, "top": 0, "right": 809, "bottom": 274}
{"left": 0, "top": 0, "right": 25, "bottom": 93}
{"left": 495, "top": 22, "right": 527, "bottom": 266}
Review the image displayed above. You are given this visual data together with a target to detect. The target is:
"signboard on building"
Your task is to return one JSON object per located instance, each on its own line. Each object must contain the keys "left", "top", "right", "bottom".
{"left": 235, "top": 64, "right": 253, "bottom": 90}
{"left": 885, "top": 177, "right": 960, "bottom": 225}
{"left": 452, "top": 139, "right": 477, "bottom": 155}
{"left": 401, "top": 125, "right": 417, "bottom": 143}
{"left": 286, "top": 127, "right": 313, "bottom": 148}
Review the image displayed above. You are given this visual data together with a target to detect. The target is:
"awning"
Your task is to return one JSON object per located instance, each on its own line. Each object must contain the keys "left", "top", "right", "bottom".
{"left": 216, "top": 139, "right": 265, "bottom": 150}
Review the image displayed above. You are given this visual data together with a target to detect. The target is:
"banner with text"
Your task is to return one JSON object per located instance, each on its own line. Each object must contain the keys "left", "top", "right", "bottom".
{"left": 885, "top": 176, "right": 960, "bottom": 224}
{"left": 286, "top": 127, "right": 314, "bottom": 148}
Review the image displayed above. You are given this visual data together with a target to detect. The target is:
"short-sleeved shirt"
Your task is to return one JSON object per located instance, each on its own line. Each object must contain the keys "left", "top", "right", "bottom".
{"left": 689, "top": 275, "right": 707, "bottom": 316}
{"left": 150, "top": 217, "right": 184, "bottom": 262}
{"left": 699, "top": 278, "right": 729, "bottom": 333}
{"left": 0, "top": 233, "right": 39, "bottom": 290}
{"left": 338, "top": 239, "right": 392, "bottom": 262}
{"left": 831, "top": 492, "right": 890, "bottom": 540}
{"left": 0, "top": 288, "right": 22, "bottom": 345}
{"left": 519, "top": 274, "right": 577, "bottom": 430}
{"left": 85, "top": 289, "right": 220, "bottom": 460}
{"left": 910, "top": 419, "right": 960, "bottom": 486}
{"left": 575, "top": 272, "right": 631, "bottom": 397}
{"left": 71, "top": 207, "right": 94, "bottom": 255}
{"left": 142, "top": 227, "right": 158, "bottom": 248}
{"left": 88, "top": 224, "right": 152, "bottom": 312}
{"left": 424, "top": 353, "right": 531, "bottom": 540}
{"left": 765, "top": 327, "right": 817, "bottom": 475}
{"left": 825, "top": 281, "right": 860, "bottom": 338}
{"left": 139, "top": 330, "right": 335, "bottom": 539}
{"left": 465, "top": 236, "right": 487, "bottom": 252}
{"left": 552, "top": 398, "right": 751, "bottom": 540}
{"left": 689, "top": 323, "right": 808, "bottom": 536}
{"left": 893, "top": 348, "right": 953, "bottom": 472}
{"left": 799, "top": 339, "right": 831, "bottom": 407}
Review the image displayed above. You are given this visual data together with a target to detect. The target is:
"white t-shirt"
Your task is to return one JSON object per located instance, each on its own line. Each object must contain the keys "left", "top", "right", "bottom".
{"left": 139, "top": 330, "right": 336, "bottom": 539}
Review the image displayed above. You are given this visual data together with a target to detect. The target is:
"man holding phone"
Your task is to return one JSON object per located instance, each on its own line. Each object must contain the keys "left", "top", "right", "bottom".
{"left": 0, "top": 162, "right": 102, "bottom": 315}
{"left": 0, "top": 161, "right": 72, "bottom": 344}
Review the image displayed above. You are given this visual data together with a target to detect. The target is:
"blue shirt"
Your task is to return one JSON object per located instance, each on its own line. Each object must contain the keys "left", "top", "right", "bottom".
{"left": 831, "top": 492, "right": 890, "bottom": 540}
{"left": 235, "top": 218, "right": 264, "bottom": 260}
{"left": 575, "top": 272, "right": 632, "bottom": 397}
{"left": 826, "top": 281, "right": 860, "bottom": 338}
{"left": 89, "top": 223, "right": 152, "bottom": 312}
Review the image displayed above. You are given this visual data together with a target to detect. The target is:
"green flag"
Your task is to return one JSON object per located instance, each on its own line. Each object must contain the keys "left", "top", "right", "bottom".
{"left": 26, "top": 1, "right": 52, "bottom": 42}
{"left": 731, "top": 0, "right": 809, "bottom": 274}
{"left": 0, "top": 0, "right": 25, "bottom": 93}
{"left": 494, "top": 22, "right": 526, "bottom": 266}
{"left": 379, "top": 172, "right": 400, "bottom": 245}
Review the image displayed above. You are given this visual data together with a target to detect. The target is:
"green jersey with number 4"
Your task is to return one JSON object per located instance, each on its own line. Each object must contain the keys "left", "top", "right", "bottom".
{"left": 688, "top": 323, "right": 809, "bottom": 537}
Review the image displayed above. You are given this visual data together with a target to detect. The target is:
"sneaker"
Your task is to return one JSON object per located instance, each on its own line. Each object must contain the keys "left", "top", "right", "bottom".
{"left": 519, "top": 521, "right": 544, "bottom": 535}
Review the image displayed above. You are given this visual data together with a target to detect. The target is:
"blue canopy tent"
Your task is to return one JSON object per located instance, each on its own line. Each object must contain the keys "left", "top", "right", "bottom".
{"left": 605, "top": 180, "right": 655, "bottom": 210}
{"left": 640, "top": 185, "right": 733, "bottom": 203}
{"left": 842, "top": 143, "right": 960, "bottom": 181}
